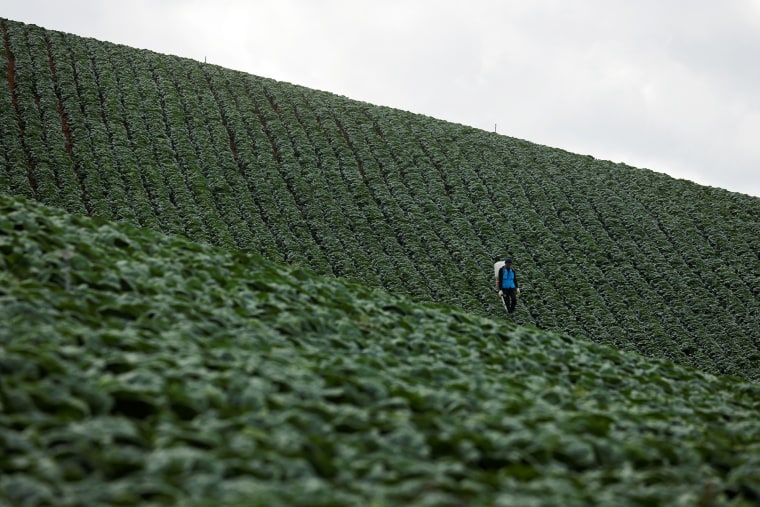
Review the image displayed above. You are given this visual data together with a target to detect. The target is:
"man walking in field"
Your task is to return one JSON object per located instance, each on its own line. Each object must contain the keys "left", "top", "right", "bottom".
{"left": 496, "top": 257, "right": 520, "bottom": 313}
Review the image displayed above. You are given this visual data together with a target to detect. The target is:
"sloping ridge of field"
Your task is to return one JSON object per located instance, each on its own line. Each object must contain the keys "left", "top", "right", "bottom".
{"left": 1, "top": 192, "right": 759, "bottom": 506}
{"left": 0, "top": 17, "right": 758, "bottom": 381}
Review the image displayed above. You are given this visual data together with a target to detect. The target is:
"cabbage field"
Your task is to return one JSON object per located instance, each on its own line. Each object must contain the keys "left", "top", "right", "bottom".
{"left": 2, "top": 193, "right": 759, "bottom": 506}
{"left": 1, "top": 18, "right": 759, "bottom": 380}
{"left": 1, "top": 15, "right": 759, "bottom": 506}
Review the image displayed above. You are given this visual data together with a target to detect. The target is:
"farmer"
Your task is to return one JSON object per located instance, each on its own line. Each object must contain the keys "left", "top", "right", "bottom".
{"left": 496, "top": 257, "right": 520, "bottom": 313}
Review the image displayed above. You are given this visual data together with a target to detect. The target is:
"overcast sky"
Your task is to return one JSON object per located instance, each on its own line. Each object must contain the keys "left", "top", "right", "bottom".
{"left": 5, "top": 0, "right": 760, "bottom": 197}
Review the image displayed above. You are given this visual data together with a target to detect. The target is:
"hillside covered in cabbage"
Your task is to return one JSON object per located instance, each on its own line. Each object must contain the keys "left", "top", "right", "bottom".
{"left": 1, "top": 18, "right": 758, "bottom": 379}
{"left": 1, "top": 16, "right": 760, "bottom": 506}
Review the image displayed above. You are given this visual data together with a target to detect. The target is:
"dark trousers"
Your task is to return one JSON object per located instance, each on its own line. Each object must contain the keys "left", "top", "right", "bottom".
{"left": 502, "top": 288, "right": 517, "bottom": 313}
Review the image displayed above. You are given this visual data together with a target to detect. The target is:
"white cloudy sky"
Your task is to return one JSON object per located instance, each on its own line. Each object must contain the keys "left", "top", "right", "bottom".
{"left": 5, "top": 0, "right": 760, "bottom": 197}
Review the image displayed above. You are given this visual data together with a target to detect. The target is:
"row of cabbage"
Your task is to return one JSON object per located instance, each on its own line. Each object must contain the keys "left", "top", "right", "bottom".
{"left": 0, "top": 18, "right": 758, "bottom": 380}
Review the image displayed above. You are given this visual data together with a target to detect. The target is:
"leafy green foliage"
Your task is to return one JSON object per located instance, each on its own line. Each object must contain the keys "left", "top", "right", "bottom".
{"left": 2, "top": 193, "right": 759, "bottom": 506}
{"left": 0, "top": 16, "right": 759, "bottom": 505}
{"left": 0, "top": 18, "right": 758, "bottom": 380}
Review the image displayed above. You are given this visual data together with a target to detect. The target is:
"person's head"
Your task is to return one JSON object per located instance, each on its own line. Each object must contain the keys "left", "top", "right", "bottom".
{"left": 505, "top": 257, "right": 512, "bottom": 266}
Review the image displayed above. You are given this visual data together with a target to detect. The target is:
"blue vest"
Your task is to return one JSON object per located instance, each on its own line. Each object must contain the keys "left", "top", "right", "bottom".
{"left": 501, "top": 267, "right": 516, "bottom": 289}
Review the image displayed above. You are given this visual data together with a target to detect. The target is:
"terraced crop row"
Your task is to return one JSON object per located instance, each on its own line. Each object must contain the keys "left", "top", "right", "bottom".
{"left": 1, "top": 18, "right": 758, "bottom": 380}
